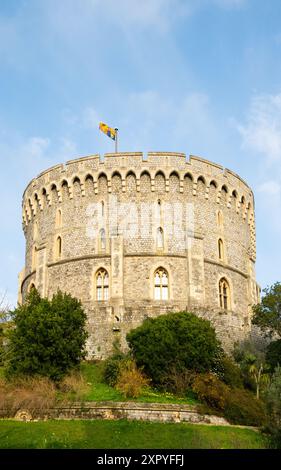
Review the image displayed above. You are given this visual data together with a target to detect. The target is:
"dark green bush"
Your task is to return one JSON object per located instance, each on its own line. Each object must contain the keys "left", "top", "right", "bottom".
{"left": 221, "top": 356, "right": 244, "bottom": 388}
{"left": 127, "top": 311, "right": 222, "bottom": 386}
{"left": 6, "top": 289, "right": 88, "bottom": 381}
{"left": 267, "top": 428, "right": 281, "bottom": 449}
{"left": 224, "top": 389, "right": 266, "bottom": 426}
{"left": 103, "top": 353, "right": 129, "bottom": 387}
{"left": 266, "top": 340, "right": 281, "bottom": 373}
{"left": 192, "top": 371, "right": 266, "bottom": 427}
{"left": 265, "top": 366, "right": 281, "bottom": 448}
{"left": 192, "top": 372, "right": 230, "bottom": 411}
{"left": 161, "top": 367, "right": 197, "bottom": 396}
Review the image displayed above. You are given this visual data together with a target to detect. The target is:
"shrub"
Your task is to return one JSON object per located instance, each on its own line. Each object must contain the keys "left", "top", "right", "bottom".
{"left": 192, "top": 373, "right": 229, "bottom": 411}
{"left": 224, "top": 388, "right": 266, "bottom": 427}
{"left": 162, "top": 367, "right": 197, "bottom": 396}
{"left": 115, "top": 360, "right": 150, "bottom": 398}
{"left": 103, "top": 353, "right": 129, "bottom": 387}
{"left": 233, "top": 340, "right": 267, "bottom": 394}
{"left": 192, "top": 372, "right": 266, "bottom": 427}
{"left": 58, "top": 370, "right": 89, "bottom": 400}
{"left": 220, "top": 356, "right": 244, "bottom": 388}
{"left": 127, "top": 311, "right": 222, "bottom": 386}
{"left": 266, "top": 340, "right": 281, "bottom": 373}
{"left": 0, "top": 325, "right": 4, "bottom": 365}
{"left": 5, "top": 289, "right": 88, "bottom": 382}
{"left": 0, "top": 376, "right": 56, "bottom": 414}
{"left": 265, "top": 366, "right": 281, "bottom": 448}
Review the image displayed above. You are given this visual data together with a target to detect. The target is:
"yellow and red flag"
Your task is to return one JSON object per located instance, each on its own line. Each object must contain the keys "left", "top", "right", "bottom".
{"left": 99, "top": 122, "right": 117, "bottom": 141}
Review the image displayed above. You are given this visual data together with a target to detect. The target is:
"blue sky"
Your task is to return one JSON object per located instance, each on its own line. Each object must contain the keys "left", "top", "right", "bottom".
{"left": 1, "top": 0, "right": 281, "bottom": 306}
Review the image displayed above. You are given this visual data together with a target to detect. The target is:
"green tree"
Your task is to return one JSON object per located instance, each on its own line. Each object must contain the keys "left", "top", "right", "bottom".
{"left": 266, "top": 340, "right": 281, "bottom": 373}
{"left": 0, "top": 292, "right": 12, "bottom": 365}
{"left": 265, "top": 366, "right": 281, "bottom": 448}
{"left": 126, "top": 311, "right": 222, "bottom": 386}
{"left": 6, "top": 289, "right": 88, "bottom": 381}
{"left": 252, "top": 282, "right": 281, "bottom": 338}
{"left": 234, "top": 339, "right": 269, "bottom": 399}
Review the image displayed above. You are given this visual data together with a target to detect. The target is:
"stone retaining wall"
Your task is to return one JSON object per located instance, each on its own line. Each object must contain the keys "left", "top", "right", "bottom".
{"left": 0, "top": 401, "right": 229, "bottom": 426}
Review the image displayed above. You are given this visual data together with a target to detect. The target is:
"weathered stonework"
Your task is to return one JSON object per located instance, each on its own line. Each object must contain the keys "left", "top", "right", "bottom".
{"left": 3, "top": 401, "right": 230, "bottom": 426}
{"left": 19, "top": 152, "right": 260, "bottom": 357}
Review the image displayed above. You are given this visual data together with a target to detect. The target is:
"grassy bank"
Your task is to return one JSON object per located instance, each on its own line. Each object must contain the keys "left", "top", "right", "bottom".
{"left": 0, "top": 419, "right": 267, "bottom": 449}
{"left": 79, "top": 362, "right": 198, "bottom": 404}
{"left": 0, "top": 363, "right": 197, "bottom": 405}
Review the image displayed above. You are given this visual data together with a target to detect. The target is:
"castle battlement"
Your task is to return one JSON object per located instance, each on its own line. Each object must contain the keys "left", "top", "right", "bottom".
{"left": 19, "top": 152, "right": 259, "bottom": 358}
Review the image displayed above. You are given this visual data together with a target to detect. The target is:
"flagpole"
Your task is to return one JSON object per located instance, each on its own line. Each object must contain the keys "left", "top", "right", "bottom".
{"left": 115, "top": 128, "right": 118, "bottom": 153}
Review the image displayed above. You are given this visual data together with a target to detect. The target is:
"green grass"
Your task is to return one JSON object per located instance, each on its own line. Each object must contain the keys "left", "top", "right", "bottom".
{"left": 80, "top": 362, "right": 124, "bottom": 401}
{"left": 79, "top": 362, "right": 198, "bottom": 404}
{"left": 0, "top": 419, "right": 267, "bottom": 449}
{"left": 0, "top": 362, "right": 197, "bottom": 404}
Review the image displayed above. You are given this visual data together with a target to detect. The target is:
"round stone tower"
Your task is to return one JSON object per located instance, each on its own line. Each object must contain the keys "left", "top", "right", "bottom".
{"left": 19, "top": 152, "right": 260, "bottom": 357}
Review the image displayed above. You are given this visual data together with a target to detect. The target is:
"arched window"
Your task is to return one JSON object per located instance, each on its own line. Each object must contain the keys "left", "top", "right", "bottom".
{"left": 56, "top": 236, "right": 62, "bottom": 259}
{"left": 157, "top": 199, "right": 161, "bottom": 219}
{"left": 156, "top": 227, "right": 164, "bottom": 249}
{"left": 29, "top": 283, "right": 36, "bottom": 293}
{"left": 56, "top": 209, "right": 62, "bottom": 228}
{"left": 154, "top": 268, "right": 169, "bottom": 300}
{"left": 96, "top": 268, "right": 109, "bottom": 301}
{"left": 100, "top": 228, "right": 106, "bottom": 250}
{"left": 218, "top": 239, "right": 224, "bottom": 261}
{"left": 219, "top": 278, "right": 230, "bottom": 310}
{"left": 217, "top": 210, "right": 223, "bottom": 228}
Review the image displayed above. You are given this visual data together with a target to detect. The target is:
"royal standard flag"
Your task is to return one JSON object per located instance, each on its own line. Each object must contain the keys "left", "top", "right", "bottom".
{"left": 99, "top": 122, "right": 116, "bottom": 140}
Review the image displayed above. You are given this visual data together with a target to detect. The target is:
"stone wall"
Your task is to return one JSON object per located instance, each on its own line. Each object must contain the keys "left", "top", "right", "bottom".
{"left": 4, "top": 401, "right": 229, "bottom": 426}
{"left": 19, "top": 152, "right": 260, "bottom": 357}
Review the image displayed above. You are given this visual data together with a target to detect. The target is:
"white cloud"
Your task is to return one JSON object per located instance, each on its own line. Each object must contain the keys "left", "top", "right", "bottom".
{"left": 237, "top": 92, "right": 281, "bottom": 237}
{"left": 83, "top": 107, "right": 101, "bottom": 130}
{"left": 237, "top": 93, "right": 281, "bottom": 164}
{"left": 258, "top": 180, "right": 281, "bottom": 197}
{"left": 22, "top": 137, "right": 50, "bottom": 159}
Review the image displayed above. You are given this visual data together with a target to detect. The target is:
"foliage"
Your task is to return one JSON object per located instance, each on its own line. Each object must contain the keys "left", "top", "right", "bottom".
{"left": 127, "top": 311, "right": 222, "bottom": 386}
{"left": 115, "top": 359, "right": 150, "bottom": 398}
{"left": 266, "top": 340, "right": 281, "bottom": 373}
{"left": 0, "top": 376, "right": 56, "bottom": 413}
{"left": 233, "top": 339, "right": 270, "bottom": 398}
{"left": 57, "top": 370, "right": 90, "bottom": 400}
{"left": 252, "top": 282, "right": 281, "bottom": 338}
{"left": 224, "top": 388, "right": 266, "bottom": 427}
{"left": 0, "top": 292, "right": 12, "bottom": 365}
{"left": 80, "top": 361, "right": 197, "bottom": 404}
{"left": 161, "top": 366, "right": 197, "bottom": 396}
{"left": 192, "top": 372, "right": 266, "bottom": 427}
{"left": 103, "top": 353, "right": 130, "bottom": 387}
{"left": 265, "top": 366, "right": 281, "bottom": 448}
{"left": 192, "top": 373, "right": 230, "bottom": 411}
{"left": 0, "top": 325, "right": 4, "bottom": 366}
{"left": 5, "top": 289, "right": 88, "bottom": 381}
{"left": 220, "top": 356, "right": 244, "bottom": 389}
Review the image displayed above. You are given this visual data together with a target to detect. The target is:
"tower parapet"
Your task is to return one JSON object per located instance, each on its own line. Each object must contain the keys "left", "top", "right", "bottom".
{"left": 20, "top": 152, "right": 259, "bottom": 357}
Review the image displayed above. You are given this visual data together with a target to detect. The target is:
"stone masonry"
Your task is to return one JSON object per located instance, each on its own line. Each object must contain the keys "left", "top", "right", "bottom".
{"left": 19, "top": 152, "right": 260, "bottom": 358}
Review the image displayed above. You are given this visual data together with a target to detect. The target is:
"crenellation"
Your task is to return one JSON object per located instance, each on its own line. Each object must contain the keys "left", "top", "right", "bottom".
{"left": 19, "top": 152, "right": 259, "bottom": 357}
